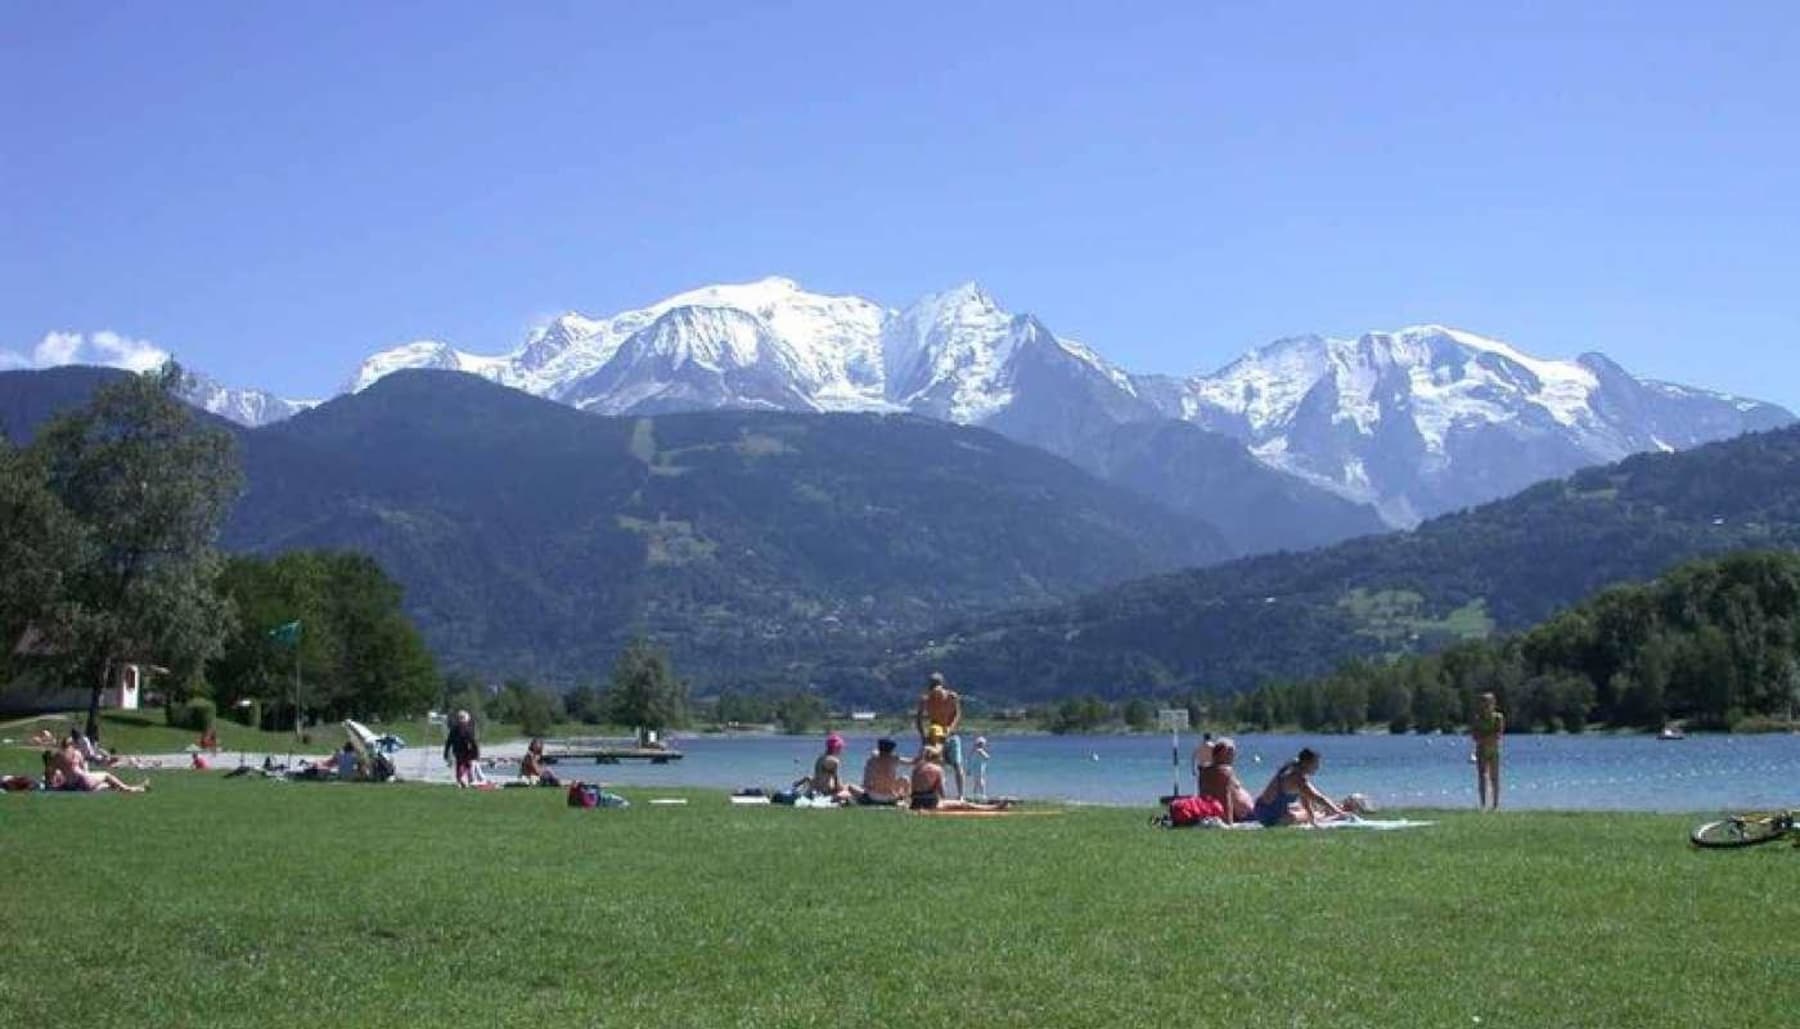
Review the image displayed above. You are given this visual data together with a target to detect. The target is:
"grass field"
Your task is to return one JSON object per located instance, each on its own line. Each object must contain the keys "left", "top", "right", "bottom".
{"left": 1, "top": 774, "right": 1794, "bottom": 1028}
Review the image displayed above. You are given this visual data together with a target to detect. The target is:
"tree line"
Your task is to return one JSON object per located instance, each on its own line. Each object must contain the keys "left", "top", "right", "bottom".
{"left": 1228, "top": 551, "right": 1800, "bottom": 733}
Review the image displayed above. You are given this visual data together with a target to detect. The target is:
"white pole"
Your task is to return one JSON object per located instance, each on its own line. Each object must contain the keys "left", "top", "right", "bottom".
{"left": 1171, "top": 723, "right": 1181, "bottom": 798}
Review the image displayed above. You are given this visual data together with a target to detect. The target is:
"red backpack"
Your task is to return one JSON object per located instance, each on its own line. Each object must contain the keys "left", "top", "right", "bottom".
{"left": 1164, "top": 794, "right": 1225, "bottom": 827}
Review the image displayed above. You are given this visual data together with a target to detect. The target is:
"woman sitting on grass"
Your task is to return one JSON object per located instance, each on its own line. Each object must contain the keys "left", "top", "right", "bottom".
{"left": 44, "top": 750, "right": 149, "bottom": 793}
{"left": 792, "top": 733, "right": 854, "bottom": 803}
{"left": 519, "top": 738, "right": 560, "bottom": 787}
{"left": 1251, "top": 748, "right": 1344, "bottom": 827}
{"left": 908, "top": 746, "right": 1010, "bottom": 812}
{"left": 1199, "top": 738, "right": 1256, "bottom": 822}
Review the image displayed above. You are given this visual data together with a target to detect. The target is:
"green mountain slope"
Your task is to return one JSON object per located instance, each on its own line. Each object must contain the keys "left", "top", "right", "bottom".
{"left": 225, "top": 371, "right": 1228, "bottom": 684}
{"left": 857, "top": 424, "right": 1800, "bottom": 700}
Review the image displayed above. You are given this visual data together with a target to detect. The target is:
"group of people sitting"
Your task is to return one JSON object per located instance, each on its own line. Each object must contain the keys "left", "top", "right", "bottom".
{"left": 1197, "top": 739, "right": 1369, "bottom": 826}
{"left": 791, "top": 730, "right": 1010, "bottom": 812}
{"left": 288, "top": 740, "right": 391, "bottom": 782}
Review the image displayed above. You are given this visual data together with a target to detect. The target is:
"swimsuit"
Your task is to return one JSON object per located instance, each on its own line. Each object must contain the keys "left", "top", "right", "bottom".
{"left": 1251, "top": 793, "right": 1295, "bottom": 827}
{"left": 1253, "top": 765, "right": 1301, "bottom": 826}
{"left": 910, "top": 792, "right": 940, "bottom": 810}
{"left": 856, "top": 793, "right": 901, "bottom": 807}
{"left": 1473, "top": 711, "right": 1504, "bottom": 759}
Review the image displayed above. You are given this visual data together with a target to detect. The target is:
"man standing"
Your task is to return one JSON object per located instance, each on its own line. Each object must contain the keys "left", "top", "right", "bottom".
{"left": 914, "top": 672, "right": 964, "bottom": 799}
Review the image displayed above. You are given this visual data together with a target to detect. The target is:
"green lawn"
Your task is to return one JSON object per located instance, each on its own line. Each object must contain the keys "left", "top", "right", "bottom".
{"left": 0, "top": 775, "right": 1792, "bottom": 1027}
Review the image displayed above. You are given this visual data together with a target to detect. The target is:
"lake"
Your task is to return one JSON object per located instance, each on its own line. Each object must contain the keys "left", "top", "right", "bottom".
{"left": 549, "top": 730, "right": 1800, "bottom": 812}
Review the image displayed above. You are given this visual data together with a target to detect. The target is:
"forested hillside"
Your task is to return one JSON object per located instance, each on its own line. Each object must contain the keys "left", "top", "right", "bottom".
{"left": 226, "top": 370, "right": 1228, "bottom": 685}
{"left": 1234, "top": 551, "right": 1800, "bottom": 732}
{"left": 847, "top": 425, "right": 1800, "bottom": 702}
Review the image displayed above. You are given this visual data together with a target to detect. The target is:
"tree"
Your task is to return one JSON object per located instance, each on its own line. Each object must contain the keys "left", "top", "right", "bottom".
{"left": 774, "top": 691, "right": 826, "bottom": 734}
{"left": 488, "top": 679, "right": 563, "bottom": 736}
{"left": 31, "top": 365, "right": 241, "bottom": 740}
{"left": 0, "top": 440, "right": 79, "bottom": 681}
{"left": 208, "top": 551, "right": 439, "bottom": 725}
{"left": 609, "top": 637, "right": 688, "bottom": 731}
{"left": 565, "top": 683, "right": 608, "bottom": 725}
{"left": 1121, "top": 697, "right": 1154, "bottom": 731}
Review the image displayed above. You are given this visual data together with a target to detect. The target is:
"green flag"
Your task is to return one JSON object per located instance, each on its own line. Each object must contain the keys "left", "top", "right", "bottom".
{"left": 267, "top": 620, "right": 302, "bottom": 647}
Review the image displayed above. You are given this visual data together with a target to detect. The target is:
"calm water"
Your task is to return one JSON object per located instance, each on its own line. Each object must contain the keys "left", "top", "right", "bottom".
{"left": 552, "top": 731, "right": 1800, "bottom": 812}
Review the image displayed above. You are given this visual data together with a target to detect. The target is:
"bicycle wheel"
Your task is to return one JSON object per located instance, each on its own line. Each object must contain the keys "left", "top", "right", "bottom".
{"left": 1691, "top": 814, "right": 1787, "bottom": 848}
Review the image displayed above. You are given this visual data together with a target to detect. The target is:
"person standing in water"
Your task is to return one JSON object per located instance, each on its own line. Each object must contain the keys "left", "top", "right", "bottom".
{"left": 1471, "top": 692, "right": 1505, "bottom": 810}
{"left": 914, "top": 672, "right": 964, "bottom": 798}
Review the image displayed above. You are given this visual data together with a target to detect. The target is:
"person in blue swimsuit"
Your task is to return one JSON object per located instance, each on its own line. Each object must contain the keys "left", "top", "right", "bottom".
{"left": 1252, "top": 748, "right": 1345, "bottom": 826}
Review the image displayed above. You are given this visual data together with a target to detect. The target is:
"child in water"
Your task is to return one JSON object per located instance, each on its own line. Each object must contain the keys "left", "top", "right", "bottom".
{"left": 1471, "top": 692, "right": 1504, "bottom": 810}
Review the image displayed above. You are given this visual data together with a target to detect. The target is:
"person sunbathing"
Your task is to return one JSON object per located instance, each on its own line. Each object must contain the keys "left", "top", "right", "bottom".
{"left": 792, "top": 733, "right": 853, "bottom": 803}
{"left": 1251, "top": 747, "right": 1345, "bottom": 826}
{"left": 519, "top": 738, "right": 560, "bottom": 787}
{"left": 853, "top": 738, "right": 910, "bottom": 806}
{"left": 908, "top": 746, "right": 1011, "bottom": 812}
{"left": 1198, "top": 738, "right": 1256, "bottom": 822}
{"left": 45, "top": 750, "right": 148, "bottom": 793}
{"left": 65, "top": 729, "right": 114, "bottom": 766}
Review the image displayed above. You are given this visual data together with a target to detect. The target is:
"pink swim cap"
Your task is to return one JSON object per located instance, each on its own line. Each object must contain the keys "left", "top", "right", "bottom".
{"left": 824, "top": 733, "right": 845, "bottom": 753}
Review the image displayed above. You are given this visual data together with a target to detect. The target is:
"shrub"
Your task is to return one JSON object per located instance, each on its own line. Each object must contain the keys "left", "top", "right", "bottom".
{"left": 184, "top": 699, "right": 218, "bottom": 732}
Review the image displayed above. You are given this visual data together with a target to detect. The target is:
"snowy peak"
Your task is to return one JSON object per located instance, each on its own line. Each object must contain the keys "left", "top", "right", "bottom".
{"left": 343, "top": 340, "right": 511, "bottom": 394}
{"left": 178, "top": 370, "right": 314, "bottom": 428}
{"left": 563, "top": 305, "right": 820, "bottom": 416}
{"left": 884, "top": 283, "right": 1018, "bottom": 419}
{"left": 1170, "top": 324, "right": 1790, "bottom": 525}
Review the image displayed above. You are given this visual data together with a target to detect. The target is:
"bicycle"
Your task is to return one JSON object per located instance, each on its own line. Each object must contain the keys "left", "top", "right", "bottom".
{"left": 1690, "top": 809, "right": 1797, "bottom": 849}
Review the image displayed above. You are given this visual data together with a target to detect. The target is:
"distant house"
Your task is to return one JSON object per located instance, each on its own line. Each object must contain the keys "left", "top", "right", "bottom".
{"left": 849, "top": 710, "right": 878, "bottom": 722}
{"left": 3, "top": 627, "right": 165, "bottom": 716}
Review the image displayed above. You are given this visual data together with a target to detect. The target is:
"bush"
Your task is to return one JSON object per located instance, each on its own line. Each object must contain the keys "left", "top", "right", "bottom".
{"left": 184, "top": 699, "right": 218, "bottom": 732}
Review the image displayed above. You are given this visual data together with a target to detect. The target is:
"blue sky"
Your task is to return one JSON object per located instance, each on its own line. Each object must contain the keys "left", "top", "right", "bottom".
{"left": 3, "top": 2, "right": 1796, "bottom": 404}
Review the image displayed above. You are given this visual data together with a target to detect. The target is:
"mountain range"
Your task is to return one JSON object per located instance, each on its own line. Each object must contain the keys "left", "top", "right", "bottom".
{"left": 183, "top": 278, "right": 1788, "bottom": 540}
{"left": 10, "top": 364, "right": 1800, "bottom": 706}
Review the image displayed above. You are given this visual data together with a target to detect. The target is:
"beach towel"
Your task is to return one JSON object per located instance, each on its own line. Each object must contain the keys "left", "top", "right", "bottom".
{"left": 1209, "top": 817, "right": 1434, "bottom": 831}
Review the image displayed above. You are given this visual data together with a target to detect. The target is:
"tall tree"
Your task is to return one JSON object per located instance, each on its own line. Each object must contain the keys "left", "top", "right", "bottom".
{"left": 609, "top": 637, "right": 688, "bottom": 732}
{"left": 31, "top": 365, "right": 241, "bottom": 739}
{"left": 0, "top": 439, "right": 78, "bottom": 680}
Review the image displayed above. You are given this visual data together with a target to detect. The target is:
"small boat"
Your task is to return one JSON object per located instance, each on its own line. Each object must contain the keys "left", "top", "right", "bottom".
{"left": 1657, "top": 726, "right": 1686, "bottom": 741}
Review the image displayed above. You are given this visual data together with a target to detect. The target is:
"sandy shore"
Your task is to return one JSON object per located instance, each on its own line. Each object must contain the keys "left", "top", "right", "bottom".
{"left": 122, "top": 738, "right": 535, "bottom": 784}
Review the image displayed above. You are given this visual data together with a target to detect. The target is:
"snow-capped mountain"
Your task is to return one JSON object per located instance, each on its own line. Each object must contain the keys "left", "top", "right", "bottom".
{"left": 335, "top": 279, "right": 1791, "bottom": 531}
{"left": 1158, "top": 326, "right": 1793, "bottom": 524}
{"left": 179, "top": 370, "right": 314, "bottom": 428}
{"left": 343, "top": 276, "right": 1140, "bottom": 426}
